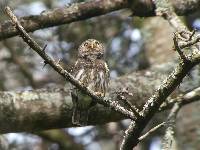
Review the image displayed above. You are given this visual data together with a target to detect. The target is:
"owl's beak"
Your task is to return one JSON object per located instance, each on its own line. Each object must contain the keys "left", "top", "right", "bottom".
{"left": 91, "top": 43, "right": 94, "bottom": 49}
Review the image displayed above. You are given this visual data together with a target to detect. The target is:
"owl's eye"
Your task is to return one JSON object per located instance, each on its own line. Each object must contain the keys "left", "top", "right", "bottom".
{"left": 84, "top": 42, "right": 88, "bottom": 46}
{"left": 95, "top": 41, "right": 100, "bottom": 45}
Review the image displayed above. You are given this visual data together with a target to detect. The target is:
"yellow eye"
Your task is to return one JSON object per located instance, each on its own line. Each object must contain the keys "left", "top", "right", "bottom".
{"left": 95, "top": 41, "right": 100, "bottom": 45}
{"left": 84, "top": 42, "right": 88, "bottom": 46}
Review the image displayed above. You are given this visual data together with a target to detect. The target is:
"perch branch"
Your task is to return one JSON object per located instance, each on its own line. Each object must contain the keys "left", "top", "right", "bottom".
{"left": 0, "top": 85, "right": 198, "bottom": 133}
{"left": 5, "top": 6, "right": 136, "bottom": 120}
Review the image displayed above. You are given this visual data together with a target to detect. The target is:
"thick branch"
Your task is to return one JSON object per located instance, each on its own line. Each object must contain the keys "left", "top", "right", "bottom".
{"left": 0, "top": 0, "right": 128, "bottom": 40}
{"left": 0, "top": 66, "right": 199, "bottom": 133}
{"left": 120, "top": 61, "right": 198, "bottom": 150}
{"left": 120, "top": 0, "right": 200, "bottom": 149}
{"left": 0, "top": 0, "right": 200, "bottom": 40}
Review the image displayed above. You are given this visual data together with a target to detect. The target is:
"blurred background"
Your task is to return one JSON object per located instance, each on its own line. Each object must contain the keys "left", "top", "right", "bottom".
{"left": 0, "top": 0, "right": 200, "bottom": 150}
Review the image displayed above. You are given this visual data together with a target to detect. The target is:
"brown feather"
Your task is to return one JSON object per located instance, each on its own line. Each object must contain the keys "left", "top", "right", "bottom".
{"left": 71, "top": 39, "right": 109, "bottom": 126}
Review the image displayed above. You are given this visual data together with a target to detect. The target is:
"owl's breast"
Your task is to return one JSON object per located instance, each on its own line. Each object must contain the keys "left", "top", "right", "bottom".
{"left": 72, "top": 59, "right": 109, "bottom": 96}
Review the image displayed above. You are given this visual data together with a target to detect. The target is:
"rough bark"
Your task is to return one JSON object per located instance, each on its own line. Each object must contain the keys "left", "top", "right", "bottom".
{"left": 0, "top": 0, "right": 128, "bottom": 40}
{"left": 0, "top": 62, "right": 199, "bottom": 133}
{"left": 0, "top": 0, "right": 199, "bottom": 40}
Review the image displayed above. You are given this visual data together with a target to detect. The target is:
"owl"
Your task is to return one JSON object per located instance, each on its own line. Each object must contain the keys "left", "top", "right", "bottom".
{"left": 71, "top": 39, "right": 109, "bottom": 126}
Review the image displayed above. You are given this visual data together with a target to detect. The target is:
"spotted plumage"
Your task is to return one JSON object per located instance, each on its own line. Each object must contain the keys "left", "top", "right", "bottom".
{"left": 71, "top": 39, "right": 109, "bottom": 126}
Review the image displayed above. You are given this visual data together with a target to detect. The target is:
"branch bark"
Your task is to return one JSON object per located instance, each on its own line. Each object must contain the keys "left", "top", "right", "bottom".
{"left": 0, "top": 64, "right": 199, "bottom": 133}
{"left": 0, "top": 0, "right": 199, "bottom": 40}
{"left": 0, "top": 1, "right": 199, "bottom": 149}
{"left": 0, "top": 0, "right": 128, "bottom": 40}
{"left": 120, "top": 0, "right": 200, "bottom": 149}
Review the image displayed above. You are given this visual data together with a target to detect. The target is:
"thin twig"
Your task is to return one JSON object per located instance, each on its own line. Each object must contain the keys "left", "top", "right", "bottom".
{"left": 139, "top": 122, "right": 166, "bottom": 142}
{"left": 160, "top": 87, "right": 200, "bottom": 111}
{"left": 173, "top": 32, "right": 188, "bottom": 62}
{"left": 5, "top": 6, "right": 136, "bottom": 120}
{"left": 116, "top": 88, "right": 140, "bottom": 117}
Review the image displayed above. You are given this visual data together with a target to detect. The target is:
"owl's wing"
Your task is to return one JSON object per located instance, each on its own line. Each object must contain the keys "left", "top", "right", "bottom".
{"left": 88, "top": 61, "right": 109, "bottom": 97}
{"left": 71, "top": 59, "right": 109, "bottom": 125}
{"left": 71, "top": 60, "right": 93, "bottom": 125}
{"left": 71, "top": 59, "right": 109, "bottom": 96}
{"left": 70, "top": 59, "right": 81, "bottom": 106}
{"left": 71, "top": 59, "right": 92, "bottom": 106}
{"left": 101, "top": 62, "right": 110, "bottom": 96}
{"left": 104, "top": 62, "right": 110, "bottom": 91}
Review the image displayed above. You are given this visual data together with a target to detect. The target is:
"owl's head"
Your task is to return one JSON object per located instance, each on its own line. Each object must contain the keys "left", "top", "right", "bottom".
{"left": 78, "top": 39, "right": 105, "bottom": 60}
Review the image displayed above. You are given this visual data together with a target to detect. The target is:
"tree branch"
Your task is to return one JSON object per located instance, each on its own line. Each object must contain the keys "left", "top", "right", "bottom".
{"left": 160, "top": 87, "right": 200, "bottom": 111}
{"left": 5, "top": 6, "right": 137, "bottom": 121}
{"left": 138, "top": 122, "right": 166, "bottom": 142}
{"left": 2, "top": 6, "right": 200, "bottom": 133}
{"left": 0, "top": 0, "right": 128, "bottom": 40}
{"left": 1, "top": 2, "right": 200, "bottom": 149}
{"left": 0, "top": 0, "right": 199, "bottom": 40}
{"left": 120, "top": 0, "right": 200, "bottom": 149}
{"left": 0, "top": 72, "right": 199, "bottom": 133}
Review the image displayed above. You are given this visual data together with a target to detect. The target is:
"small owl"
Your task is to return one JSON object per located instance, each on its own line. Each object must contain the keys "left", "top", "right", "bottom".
{"left": 71, "top": 39, "right": 109, "bottom": 126}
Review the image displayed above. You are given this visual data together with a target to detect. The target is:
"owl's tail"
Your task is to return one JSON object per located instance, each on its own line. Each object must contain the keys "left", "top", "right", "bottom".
{"left": 72, "top": 107, "right": 89, "bottom": 126}
{"left": 71, "top": 92, "right": 94, "bottom": 126}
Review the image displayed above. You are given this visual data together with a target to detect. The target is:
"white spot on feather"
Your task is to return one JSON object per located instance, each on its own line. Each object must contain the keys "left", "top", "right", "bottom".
{"left": 91, "top": 69, "right": 94, "bottom": 80}
{"left": 99, "top": 71, "right": 104, "bottom": 90}
{"left": 75, "top": 69, "right": 84, "bottom": 80}
{"left": 88, "top": 69, "right": 95, "bottom": 89}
